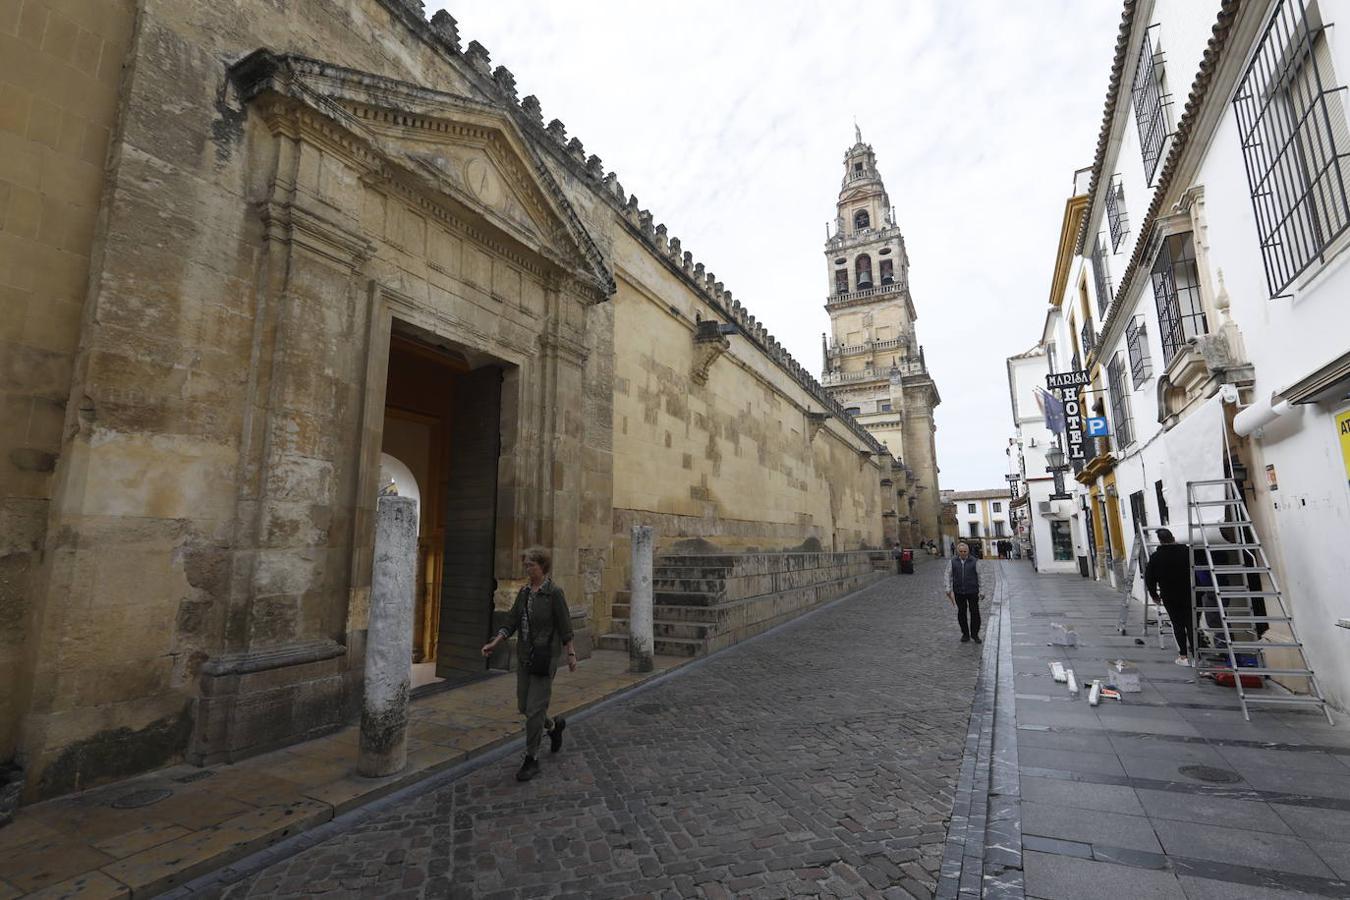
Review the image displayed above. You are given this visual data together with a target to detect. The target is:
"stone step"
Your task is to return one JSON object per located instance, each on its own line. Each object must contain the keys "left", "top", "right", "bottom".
{"left": 595, "top": 633, "right": 704, "bottom": 657}
{"left": 652, "top": 566, "right": 735, "bottom": 581}
{"left": 613, "top": 589, "right": 719, "bottom": 607}
{"left": 652, "top": 576, "right": 727, "bottom": 594}
{"left": 611, "top": 603, "right": 722, "bottom": 623}
{"left": 611, "top": 618, "right": 716, "bottom": 641}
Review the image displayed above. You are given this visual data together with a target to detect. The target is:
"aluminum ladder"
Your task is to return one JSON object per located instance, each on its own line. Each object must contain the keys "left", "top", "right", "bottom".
{"left": 1186, "top": 478, "right": 1333, "bottom": 724}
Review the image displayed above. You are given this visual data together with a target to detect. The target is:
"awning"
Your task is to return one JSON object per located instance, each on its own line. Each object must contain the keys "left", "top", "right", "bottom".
{"left": 1274, "top": 349, "right": 1350, "bottom": 406}
{"left": 1234, "top": 392, "right": 1292, "bottom": 438}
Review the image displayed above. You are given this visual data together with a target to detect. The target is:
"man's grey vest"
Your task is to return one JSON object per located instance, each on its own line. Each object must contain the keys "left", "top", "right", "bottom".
{"left": 950, "top": 556, "right": 980, "bottom": 594}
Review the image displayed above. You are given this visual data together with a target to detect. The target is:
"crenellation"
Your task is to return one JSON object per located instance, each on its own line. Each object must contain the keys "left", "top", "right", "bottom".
{"left": 668, "top": 236, "right": 681, "bottom": 259}
{"left": 465, "top": 40, "right": 491, "bottom": 75}
{"left": 653, "top": 223, "right": 668, "bottom": 251}
{"left": 585, "top": 155, "right": 603, "bottom": 179}
{"left": 566, "top": 137, "right": 586, "bottom": 163}
{"left": 546, "top": 118, "right": 567, "bottom": 143}
{"left": 682, "top": 251, "right": 693, "bottom": 272}
{"left": 520, "top": 94, "right": 543, "bottom": 124}
{"left": 428, "top": 10, "right": 460, "bottom": 51}
{"left": 492, "top": 66, "right": 517, "bottom": 101}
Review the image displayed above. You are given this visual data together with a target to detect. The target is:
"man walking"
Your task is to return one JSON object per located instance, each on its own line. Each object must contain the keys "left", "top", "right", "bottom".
{"left": 1144, "top": 528, "right": 1194, "bottom": 666}
{"left": 945, "top": 541, "right": 982, "bottom": 643}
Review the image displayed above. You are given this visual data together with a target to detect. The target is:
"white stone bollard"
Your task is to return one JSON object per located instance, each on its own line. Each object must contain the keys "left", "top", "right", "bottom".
{"left": 358, "top": 495, "right": 417, "bottom": 777}
{"left": 630, "top": 525, "right": 654, "bottom": 673}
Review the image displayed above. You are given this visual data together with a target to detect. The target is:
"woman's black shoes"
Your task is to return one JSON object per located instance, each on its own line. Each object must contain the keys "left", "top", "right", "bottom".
{"left": 549, "top": 718, "right": 566, "bottom": 753}
{"left": 516, "top": 756, "right": 540, "bottom": 781}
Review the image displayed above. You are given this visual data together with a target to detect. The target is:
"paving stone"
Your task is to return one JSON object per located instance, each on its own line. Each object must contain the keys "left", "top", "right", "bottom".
{"left": 1134, "top": 789, "right": 1290, "bottom": 835}
{"left": 1022, "top": 849, "right": 1185, "bottom": 899}
{"left": 209, "top": 562, "right": 982, "bottom": 896}
{"left": 1151, "top": 818, "right": 1334, "bottom": 878}
{"left": 1270, "top": 803, "right": 1350, "bottom": 844}
{"left": 1176, "top": 875, "right": 1336, "bottom": 900}
{"left": 1019, "top": 775, "right": 1144, "bottom": 815}
{"left": 1021, "top": 801, "right": 1162, "bottom": 854}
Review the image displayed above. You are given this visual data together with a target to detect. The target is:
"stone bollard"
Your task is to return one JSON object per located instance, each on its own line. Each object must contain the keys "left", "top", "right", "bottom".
{"left": 629, "top": 525, "right": 654, "bottom": 673}
{"left": 358, "top": 495, "right": 417, "bottom": 777}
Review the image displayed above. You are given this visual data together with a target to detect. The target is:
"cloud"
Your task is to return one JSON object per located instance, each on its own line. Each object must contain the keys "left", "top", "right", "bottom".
{"left": 433, "top": 0, "right": 1124, "bottom": 490}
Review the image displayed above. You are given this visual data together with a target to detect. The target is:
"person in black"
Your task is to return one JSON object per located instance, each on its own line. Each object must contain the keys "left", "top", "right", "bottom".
{"left": 480, "top": 546, "right": 577, "bottom": 781}
{"left": 1144, "top": 528, "right": 1194, "bottom": 666}
{"left": 944, "top": 542, "right": 982, "bottom": 643}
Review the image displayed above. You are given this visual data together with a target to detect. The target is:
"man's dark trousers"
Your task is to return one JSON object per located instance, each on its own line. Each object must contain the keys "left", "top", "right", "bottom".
{"left": 954, "top": 592, "right": 981, "bottom": 639}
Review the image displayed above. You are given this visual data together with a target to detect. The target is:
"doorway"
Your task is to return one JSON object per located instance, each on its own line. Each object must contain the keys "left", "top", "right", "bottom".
{"left": 381, "top": 331, "right": 504, "bottom": 687}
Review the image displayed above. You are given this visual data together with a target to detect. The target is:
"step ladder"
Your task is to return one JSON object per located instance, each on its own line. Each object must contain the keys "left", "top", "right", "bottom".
{"left": 1130, "top": 524, "right": 1175, "bottom": 650}
{"left": 1186, "top": 479, "right": 1333, "bottom": 724}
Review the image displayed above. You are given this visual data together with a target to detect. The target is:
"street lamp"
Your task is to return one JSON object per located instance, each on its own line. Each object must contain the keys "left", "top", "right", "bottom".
{"left": 1045, "top": 445, "right": 1066, "bottom": 471}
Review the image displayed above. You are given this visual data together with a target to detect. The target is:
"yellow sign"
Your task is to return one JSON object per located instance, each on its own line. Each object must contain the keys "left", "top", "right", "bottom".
{"left": 1339, "top": 408, "right": 1350, "bottom": 488}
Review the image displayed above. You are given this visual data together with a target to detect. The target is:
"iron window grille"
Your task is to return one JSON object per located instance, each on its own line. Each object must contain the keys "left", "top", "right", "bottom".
{"left": 1233, "top": 0, "right": 1350, "bottom": 297}
{"left": 1107, "top": 352, "right": 1135, "bottom": 449}
{"left": 1106, "top": 174, "right": 1130, "bottom": 251}
{"left": 1080, "top": 318, "right": 1097, "bottom": 358}
{"left": 1125, "top": 314, "right": 1153, "bottom": 385}
{"left": 1150, "top": 231, "right": 1207, "bottom": 365}
{"left": 1133, "top": 25, "right": 1173, "bottom": 185}
{"left": 1091, "top": 233, "right": 1113, "bottom": 317}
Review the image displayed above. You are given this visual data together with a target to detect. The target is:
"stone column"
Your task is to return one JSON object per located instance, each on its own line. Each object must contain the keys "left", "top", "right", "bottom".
{"left": 629, "top": 525, "right": 654, "bottom": 673}
{"left": 358, "top": 496, "right": 417, "bottom": 777}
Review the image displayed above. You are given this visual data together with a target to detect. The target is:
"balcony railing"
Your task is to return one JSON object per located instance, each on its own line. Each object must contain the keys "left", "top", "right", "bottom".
{"left": 826, "top": 337, "right": 906, "bottom": 358}
{"left": 1080, "top": 320, "right": 1097, "bottom": 357}
{"left": 828, "top": 280, "right": 905, "bottom": 304}
{"left": 821, "top": 359, "right": 927, "bottom": 385}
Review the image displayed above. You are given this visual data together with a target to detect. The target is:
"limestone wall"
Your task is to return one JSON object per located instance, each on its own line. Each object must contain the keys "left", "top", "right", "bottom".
{"left": 0, "top": 0, "right": 894, "bottom": 800}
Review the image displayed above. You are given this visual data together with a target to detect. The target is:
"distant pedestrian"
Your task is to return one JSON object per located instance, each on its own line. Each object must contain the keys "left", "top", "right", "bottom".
{"left": 949, "top": 540, "right": 956, "bottom": 557}
{"left": 1144, "top": 529, "right": 1193, "bottom": 666}
{"left": 480, "top": 547, "right": 578, "bottom": 781}
{"left": 944, "top": 542, "right": 982, "bottom": 643}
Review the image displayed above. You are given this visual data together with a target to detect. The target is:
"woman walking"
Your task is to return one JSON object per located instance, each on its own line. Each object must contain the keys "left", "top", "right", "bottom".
{"left": 481, "top": 547, "right": 577, "bottom": 781}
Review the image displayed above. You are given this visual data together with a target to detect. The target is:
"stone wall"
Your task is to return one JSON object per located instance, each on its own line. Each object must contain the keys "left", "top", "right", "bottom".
{"left": 1, "top": 0, "right": 896, "bottom": 801}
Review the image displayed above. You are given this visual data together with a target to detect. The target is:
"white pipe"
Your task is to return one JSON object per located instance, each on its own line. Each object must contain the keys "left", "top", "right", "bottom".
{"left": 1234, "top": 392, "right": 1293, "bottom": 438}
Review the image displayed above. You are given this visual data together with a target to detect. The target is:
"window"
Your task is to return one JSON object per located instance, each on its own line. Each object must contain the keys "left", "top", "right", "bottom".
{"left": 1150, "top": 231, "right": 1207, "bottom": 364}
{"left": 1125, "top": 315, "right": 1152, "bottom": 385}
{"left": 1233, "top": 0, "right": 1350, "bottom": 297}
{"left": 855, "top": 254, "right": 873, "bottom": 288}
{"left": 1051, "top": 520, "right": 1074, "bottom": 560}
{"left": 845, "top": 406, "right": 861, "bottom": 416}
{"left": 1129, "top": 490, "right": 1147, "bottom": 533}
{"left": 879, "top": 259, "right": 894, "bottom": 284}
{"left": 1133, "top": 25, "right": 1171, "bottom": 184}
{"left": 880, "top": 402, "right": 892, "bottom": 412}
{"left": 1155, "top": 478, "right": 1169, "bottom": 525}
{"left": 1105, "top": 174, "right": 1130, "bottom": 251}
{"left": 835, "top": 268, "right": 849, "bottom": 294}
{"left": 993, "top": 522, "right": 1006, "bottom": 537}
{"left": 1107, "top": 352, "right": 1135, "bottom": 449}
{"left": 853, "top": 162, "right": 863, "bottom": 173}
{"left": 967, "top": 503, "right": 977, "bottom": 514}
{"left": 1080, "top": 317, "right": 1096, "bottom": 358}
{"left": 853, "top": 209, "right": 870, "bottom": 230}
{"left": 1091, "top": 233, "right": 1112, "bottom": 317}
{"left": 993, "top": 501, "right": 1002, "bottom": 513}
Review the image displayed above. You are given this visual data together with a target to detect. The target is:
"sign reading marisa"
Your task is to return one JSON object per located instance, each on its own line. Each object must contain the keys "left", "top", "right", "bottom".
{"left": 1046, "top": 370, "right": 1091, "bottom": 390}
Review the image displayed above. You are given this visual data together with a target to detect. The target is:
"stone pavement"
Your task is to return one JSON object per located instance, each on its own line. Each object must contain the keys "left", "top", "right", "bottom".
{"left": 995, "top": 559, "right": 1350, "bottom": 900}
{"left": 0, "top": 650, "right": 690, "bottom": 898}
{"left": 185, "top": 556, "right": 988, "bottom": 899}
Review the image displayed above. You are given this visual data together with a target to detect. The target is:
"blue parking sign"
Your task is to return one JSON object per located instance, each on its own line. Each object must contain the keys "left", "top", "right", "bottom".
{"left": 1086, "top": 416, "right": 1111, "bottom": 437}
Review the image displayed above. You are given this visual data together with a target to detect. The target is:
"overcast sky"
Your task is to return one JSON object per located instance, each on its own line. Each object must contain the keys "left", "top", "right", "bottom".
{"left": 435, "top": 1, "right": 1124, "bottom": 491}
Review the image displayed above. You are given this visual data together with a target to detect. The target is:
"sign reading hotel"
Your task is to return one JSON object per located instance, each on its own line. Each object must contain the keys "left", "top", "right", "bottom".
{"left": 1046, "top": 370, "right": 1089, "bottom": 460}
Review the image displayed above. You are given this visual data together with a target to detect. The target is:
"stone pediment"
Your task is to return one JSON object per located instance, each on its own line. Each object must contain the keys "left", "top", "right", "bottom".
{"left": 228, "top": 51, "right": 614, "bottom": 300}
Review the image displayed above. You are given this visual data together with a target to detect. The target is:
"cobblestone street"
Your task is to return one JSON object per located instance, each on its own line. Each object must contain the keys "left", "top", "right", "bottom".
{"left": 210, "top": 559, "right": 987, "bottom": 899}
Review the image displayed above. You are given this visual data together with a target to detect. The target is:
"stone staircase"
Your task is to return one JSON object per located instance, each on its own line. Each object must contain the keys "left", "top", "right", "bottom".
{"left": 597, "top": 551, "right": 883, "bottom": 658}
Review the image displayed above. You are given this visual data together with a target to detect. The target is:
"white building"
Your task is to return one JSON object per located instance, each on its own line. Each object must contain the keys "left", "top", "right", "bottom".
{"left": 946, "top": 490, "right": 1012, "bottom": 545}
{"left": 1006, "top": 345, "right": 1079, "bottom": 573}
{"left": 1040, "top": 0, "right": 1350, "bottom": 711}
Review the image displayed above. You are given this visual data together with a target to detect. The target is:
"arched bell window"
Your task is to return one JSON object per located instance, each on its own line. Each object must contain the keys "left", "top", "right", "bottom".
{"left": 855, "top": 254, "right": 873, "bottom": 289}
{"left": 880, "top": 259, "right": 894, "bottom": 285}
{"left": 853, "top": 209, "right": 870, "bottom": 231}
{"left": 834, "top": 268, "right": 849, "bottom": 294}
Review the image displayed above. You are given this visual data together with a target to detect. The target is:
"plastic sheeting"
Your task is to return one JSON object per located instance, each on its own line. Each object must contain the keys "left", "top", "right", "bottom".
{"left": 1159, "top": 394, "right": 1227, "bottom": 529}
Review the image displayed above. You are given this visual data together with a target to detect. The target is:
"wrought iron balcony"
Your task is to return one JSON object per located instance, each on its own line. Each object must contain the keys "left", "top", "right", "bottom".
{"left": 1080, "top": 320, "right": 1096, "bottom": 357}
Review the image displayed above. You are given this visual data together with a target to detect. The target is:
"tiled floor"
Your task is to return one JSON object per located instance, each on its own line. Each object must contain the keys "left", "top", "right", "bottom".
{"left": 1001, "top": 561, "right": 1350, "bottom": 899}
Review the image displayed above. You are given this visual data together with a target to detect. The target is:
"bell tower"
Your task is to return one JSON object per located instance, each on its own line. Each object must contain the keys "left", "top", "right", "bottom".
{"left": 820, "top": 129, "right": 942, "bottom": 546}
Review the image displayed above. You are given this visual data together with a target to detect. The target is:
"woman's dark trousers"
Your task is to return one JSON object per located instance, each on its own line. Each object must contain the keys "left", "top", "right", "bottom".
{"left": 1161, "top": 592, "right": 1194, "bottom": 656}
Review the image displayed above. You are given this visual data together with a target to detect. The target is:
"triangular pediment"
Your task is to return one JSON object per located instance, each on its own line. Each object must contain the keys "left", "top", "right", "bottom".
{"left": 228, "top": 51, "right": 614, "bottom": 299}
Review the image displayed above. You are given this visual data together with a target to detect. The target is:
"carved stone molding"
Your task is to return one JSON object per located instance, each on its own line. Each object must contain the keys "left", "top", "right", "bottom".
{"left": 806, "top": 411, "right": 830, "bottom": 442}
